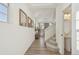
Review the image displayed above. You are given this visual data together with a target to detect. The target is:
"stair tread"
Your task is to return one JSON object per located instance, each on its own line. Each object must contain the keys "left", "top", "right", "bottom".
{"left": 47, "top": 46, "right": 58, "bottom": 50}
{"left": 49, "top": 39, "right": 56, "bottom": 42}
{"left": 47, "top": 46, "right": 59, "bottom": 52}
{"left": 46, "top": 43, "right": 59, "bottom": 52}
{"left": 46, "top": 36, "right": 56, "bottom": 42}
{"left": 45, "top": 34, "right": 59, "bottom": 52}
{"left": 47, "top": 40, "right": 57, "bottom": 46}
{"left": 46, "top": 40, "right": 57, "bottom": 46}
{"left": 46, "top": 43, "right": 58, "bottom": 49}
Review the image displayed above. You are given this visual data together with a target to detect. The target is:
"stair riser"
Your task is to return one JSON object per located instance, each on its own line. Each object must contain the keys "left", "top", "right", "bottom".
{"left": 47, "top": 46, "right": 58, "bottom": 52}
{"left": 48, "top": 40, "right": 57, "bottom": 44}
{"left": 46, "top": 43, "right": 58, "bottom": 49}
{"left": 49, "top": 37, "right": 56, "bottom": 41}
{"left": 45, "top": 34, "right": 59, "bottom": 53}
{"left": 47, "top": 42, "right": 57, "bottom": 46}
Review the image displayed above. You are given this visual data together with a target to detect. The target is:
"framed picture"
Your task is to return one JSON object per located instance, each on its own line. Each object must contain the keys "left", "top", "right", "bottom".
{"left": 28, "top": 17, "right": 33, "bottom": 27}
{"left": 19, "top": 9, "right": 28, "bottom": 27}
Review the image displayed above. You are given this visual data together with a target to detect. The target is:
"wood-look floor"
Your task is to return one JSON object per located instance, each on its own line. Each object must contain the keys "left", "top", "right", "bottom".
{"left": 25, "top": 37, "right": 60, "bottom": 55}
{"left": 24, "top": 29, "right": 71, "bottom": 55}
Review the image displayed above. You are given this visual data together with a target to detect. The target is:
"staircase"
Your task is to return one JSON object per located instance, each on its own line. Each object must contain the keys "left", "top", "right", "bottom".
{"left": 45, "top": 35, "right": 59, "bottom": 52}
{"left": 45, "top": 24, "right": 59, "bottom": 52}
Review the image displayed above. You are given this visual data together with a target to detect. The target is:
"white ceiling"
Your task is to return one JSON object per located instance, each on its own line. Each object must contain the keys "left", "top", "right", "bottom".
{"left": 27, "top": 3, "right": 58, "bottom": 8}
{"left": 27, "top": 3, "right": 58, "bottom": 23}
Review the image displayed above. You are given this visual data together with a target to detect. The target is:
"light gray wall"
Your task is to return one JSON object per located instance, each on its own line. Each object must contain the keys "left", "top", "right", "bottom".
{"left": 0, "top": 3, "right": 35, "bottom": 54}
{"left": 72, "top": 3, "right": 79, "bottom": 54}
{"left": 9, "top": 3, "right": 35, "bottom": 26}
{"left": 0, "top": 23, "right": 35, "bottom": 54}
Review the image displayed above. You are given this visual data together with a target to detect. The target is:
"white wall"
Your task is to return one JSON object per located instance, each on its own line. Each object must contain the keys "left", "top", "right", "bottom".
{"left": 56, "top": 3, "right": 70, "bottom": 54}
{"left": 0, "top": 23, "right": 35, "bottom": 55}
{"left": 72, "top": 4, "right": 79, "bottom": 54}
{"left": 0, "top": 3, "right": 35, "bottom": 54}
{"left": 9, "top": 3, "right": 35, "bottom": 26}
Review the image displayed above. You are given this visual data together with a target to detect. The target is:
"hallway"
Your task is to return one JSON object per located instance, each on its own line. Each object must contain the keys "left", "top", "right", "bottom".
{"left": 0, "top": 3, "right": 73, "bottom": 55}
{"left": 25, "top": 29, "right": 60, "bottom": 55}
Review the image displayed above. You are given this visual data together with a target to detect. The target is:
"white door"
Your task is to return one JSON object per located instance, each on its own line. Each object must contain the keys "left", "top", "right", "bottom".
{"left": 72, "top": 4, "right": 79, "bottom": 54}
{"left": 56, "top": 8, "right": 64, "bottom": 54}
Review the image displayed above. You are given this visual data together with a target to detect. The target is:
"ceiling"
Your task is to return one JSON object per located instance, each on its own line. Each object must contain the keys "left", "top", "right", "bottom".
{"left": 27, "top": 3, "right": 58, "bottom": 23}
{"left": 27, "top": 3, "right": 58, "bottom": 8}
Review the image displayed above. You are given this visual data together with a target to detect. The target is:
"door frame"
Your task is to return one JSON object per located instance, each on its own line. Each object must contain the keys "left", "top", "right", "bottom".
{"left": 62, "top": 4, "right": 72, "bottom": 54}
{"left": 63, "top": 4, "right": 72, "bottom": 54}
{"left": 60, "top": 4, "right": 71, "bottom": 54}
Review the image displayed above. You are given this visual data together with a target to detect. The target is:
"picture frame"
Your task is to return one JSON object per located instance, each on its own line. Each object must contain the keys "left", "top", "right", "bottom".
{"left": 19, "top": 9, "right": 28, "bottom": 27}
{"left": 28, "top": 17, "right": 33, "bottom": 27}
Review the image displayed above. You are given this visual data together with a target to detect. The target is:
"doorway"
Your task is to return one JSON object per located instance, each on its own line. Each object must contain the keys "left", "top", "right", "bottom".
{"left": 63, "top": 4, "right": 72, "bottom": 55}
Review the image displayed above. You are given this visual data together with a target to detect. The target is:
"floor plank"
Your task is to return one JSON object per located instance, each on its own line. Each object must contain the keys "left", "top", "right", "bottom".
{"left": 25, "top": 39, "right": 60, "bottom": 55}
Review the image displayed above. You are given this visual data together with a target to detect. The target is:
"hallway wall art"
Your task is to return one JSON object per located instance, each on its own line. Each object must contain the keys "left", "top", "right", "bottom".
{"left": 19, "top": 9, "right": 28, "bottom": 27}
